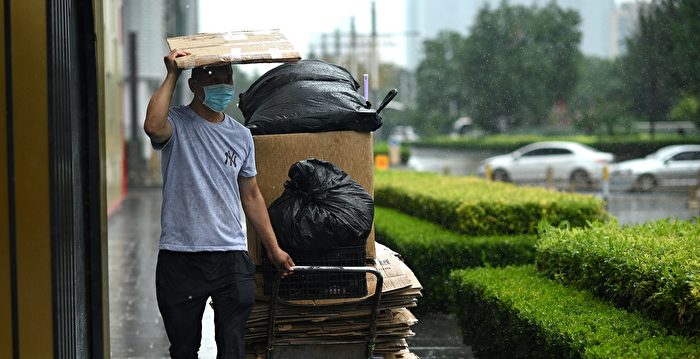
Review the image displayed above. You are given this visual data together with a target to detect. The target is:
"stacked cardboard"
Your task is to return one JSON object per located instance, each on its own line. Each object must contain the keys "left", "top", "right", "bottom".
{"left": 244, "top": 243, "right": 421, "bottom": 359}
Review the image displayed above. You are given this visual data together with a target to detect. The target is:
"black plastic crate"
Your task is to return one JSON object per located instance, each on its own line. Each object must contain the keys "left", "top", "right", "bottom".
{"left": 262, "top": 245, "right": 368, "bottom": 300}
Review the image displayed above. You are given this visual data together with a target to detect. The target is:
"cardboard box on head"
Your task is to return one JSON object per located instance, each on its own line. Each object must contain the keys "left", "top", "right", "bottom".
{"left": 166, "top": 29, "right": 301, "bottom": 69}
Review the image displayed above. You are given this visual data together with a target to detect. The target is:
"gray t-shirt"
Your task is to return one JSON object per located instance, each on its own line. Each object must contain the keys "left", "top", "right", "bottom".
{"left": 153, "top": 105, "right": 257, "bottom": 252}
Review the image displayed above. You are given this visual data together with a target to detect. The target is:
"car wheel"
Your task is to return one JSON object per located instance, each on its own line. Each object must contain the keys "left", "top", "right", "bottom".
{"left": 569, "top": 170, "right": 590, "bottom": 190}
{"left": 492, "top": 169, "right": 510, "bottom": 182}
{"left": 635, "top": 174, "right": 657, "bottom": 192}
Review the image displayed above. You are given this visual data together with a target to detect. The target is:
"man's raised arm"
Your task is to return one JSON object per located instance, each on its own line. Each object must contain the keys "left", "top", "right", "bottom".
{"left": 144, "top": 48, "right": 190, "bottom": 144}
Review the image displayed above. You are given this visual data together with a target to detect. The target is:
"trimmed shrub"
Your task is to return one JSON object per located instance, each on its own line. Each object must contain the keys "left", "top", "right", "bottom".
{"left": 450, "top": 265, "right": 700, "bottom": 358}
{"left": 374, "top": 206, "right": 537, "bottom": 311}
{"left": 536, "top": 219, "right": 700, "bottom": 334}
{"left": 374, "top": 170, "right": 608, "bottom": 235}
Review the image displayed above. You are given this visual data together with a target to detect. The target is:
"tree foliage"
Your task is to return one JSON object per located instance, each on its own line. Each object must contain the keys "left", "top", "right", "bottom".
{"left": 413, "top": 2, "right": 582, "bottom": 134}
{"left": 570, "top": 57, "right": 629, "bottom": 135}
{"left": 463, "top": 2, "right": 581, "bottom": 132}
{"left": 622, "top": 0, "right": 700, "bottom": 132}
{"left": 670, "top": 94, "right": 700, "bottom": 128}
{"left": 413, "top": 31, "right": 467, "bottom": 136}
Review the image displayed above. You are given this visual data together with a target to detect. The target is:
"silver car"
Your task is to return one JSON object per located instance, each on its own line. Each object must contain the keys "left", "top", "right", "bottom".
{"left": 610, "top": 144, "right": 700, "bottom": 192}
{"left": 477, "top": 141, "right": 614, "bottom": 189}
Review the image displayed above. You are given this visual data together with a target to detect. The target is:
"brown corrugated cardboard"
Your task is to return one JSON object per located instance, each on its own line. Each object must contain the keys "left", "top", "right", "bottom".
{"left": 244, "top": 243, "right": 421, "bottom": 358}
{"left": 167, "top": 29, "right": 301, "bottom": 69}
{"left": 247, "top": 131, "right": 376, "bottom": 272}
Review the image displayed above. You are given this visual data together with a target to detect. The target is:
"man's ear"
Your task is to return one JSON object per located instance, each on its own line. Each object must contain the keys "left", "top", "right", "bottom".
{"left": 188, "top": 77, "right": 196, "bottom": 93}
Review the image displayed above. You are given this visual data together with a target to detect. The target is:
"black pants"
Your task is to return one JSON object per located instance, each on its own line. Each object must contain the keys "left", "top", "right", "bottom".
{"left": 156, "top": 250, "right": 256, "bottom": 359}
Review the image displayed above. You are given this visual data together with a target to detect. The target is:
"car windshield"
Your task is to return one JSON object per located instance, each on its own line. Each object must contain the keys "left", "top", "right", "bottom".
{"left": 646, "top": 147, "right": 677, "bottom": 160}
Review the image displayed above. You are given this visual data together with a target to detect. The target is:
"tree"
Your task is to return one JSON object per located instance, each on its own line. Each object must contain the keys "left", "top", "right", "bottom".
{"left": 570, "top": 57, "right": 628, "bottom": 135}
{"left": 412, "top": 31, "right": 468, "bottom": 136}
{"left": 461, "top": 2, "right": 581, "bottom": 132}
{"left": 622, "top": 0, "right": 700, "bottom": 135}
{"left": 622, "top": 3, "right": 676, "bottom": 136}
{"left": 670, "top": 94, "right": 700, "bottom": 129}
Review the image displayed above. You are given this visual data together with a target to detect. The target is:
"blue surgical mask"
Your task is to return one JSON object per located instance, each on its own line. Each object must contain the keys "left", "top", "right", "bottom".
{"left": 201, "top": 83, "right": 235, "bottom": 112}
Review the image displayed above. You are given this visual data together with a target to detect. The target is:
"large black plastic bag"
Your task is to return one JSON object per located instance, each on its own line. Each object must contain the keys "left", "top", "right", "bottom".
{"left": 268, "top": 158, "right": 374, "bottom": 250}
{"left": 239, "top": 59, "right": 382, "bottom": 135}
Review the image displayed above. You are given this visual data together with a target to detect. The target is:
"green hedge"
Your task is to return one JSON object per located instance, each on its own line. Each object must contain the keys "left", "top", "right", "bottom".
{"left": 374, "top": 170, "right": 608, "bottom": 235}
{"left": 374, "top": 206, "right": 537, "bottom": 312}
{"left": 450, "top": 265, "right": 700, "bottom": 358}
{"left": 410, "top": 134, "right": 700, "bottom": 160}
{"left": 374, "top": 141, "right": 411, "bottom": 164}
{"left": 536, "top": 219, "right": 700, "bottom": 334}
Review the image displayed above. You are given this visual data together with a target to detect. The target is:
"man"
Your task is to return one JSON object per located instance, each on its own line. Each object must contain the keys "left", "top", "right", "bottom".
{"left": 144, "top": 48, "right": 294, "bottom": 359}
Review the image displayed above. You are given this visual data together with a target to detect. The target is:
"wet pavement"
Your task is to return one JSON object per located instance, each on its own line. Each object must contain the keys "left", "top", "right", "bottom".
{"left": 108, "top": 187, "right": 474, "bottom": 358}
{"left": 108, "top": 185, "right": 695, "bottom": 358}
{"left": 109, "top": 188, "right": 170, "bottom": 358}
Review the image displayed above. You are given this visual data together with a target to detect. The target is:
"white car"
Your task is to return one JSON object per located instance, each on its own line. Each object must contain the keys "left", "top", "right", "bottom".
{"left": 610, "top": 144, "right": 700, "bottom": 192}
{"left": 477, "top": 141, "right": 614, "bottom": 189}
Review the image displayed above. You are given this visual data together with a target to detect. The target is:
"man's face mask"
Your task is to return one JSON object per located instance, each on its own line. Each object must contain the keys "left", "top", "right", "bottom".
{"left": 200, "top": 83, "right": 235, "bottom": 112}
{"left": 193, "top": 65, "right": 235, "bottom": 112}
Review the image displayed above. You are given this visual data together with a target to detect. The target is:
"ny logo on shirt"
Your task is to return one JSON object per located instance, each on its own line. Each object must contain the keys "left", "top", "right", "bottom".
{"left": 224, "top": 150, "right": 237, "bottom": 167}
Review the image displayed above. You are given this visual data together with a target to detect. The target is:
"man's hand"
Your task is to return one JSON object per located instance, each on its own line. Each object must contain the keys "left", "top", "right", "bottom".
{"left": 267, "top": 247, "right": 295, "bottom": 277}
{"left": 164, "top": 48, "right": 191, "bottom": 77}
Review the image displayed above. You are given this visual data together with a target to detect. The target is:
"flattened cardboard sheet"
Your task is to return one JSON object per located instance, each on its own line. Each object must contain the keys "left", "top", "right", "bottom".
{"left": 167, "top": 29, "right": 301, "bottom": 68}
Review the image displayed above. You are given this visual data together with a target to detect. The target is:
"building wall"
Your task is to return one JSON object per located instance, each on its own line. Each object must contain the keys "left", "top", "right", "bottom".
{"left": 611, "top": 2, "right": 642, "bottom": 57}
{"left": 102, "top": 0, "right": 126, "bottom": 214}
{"left": 1, "top": 0, "right": 53, "bottom": 356}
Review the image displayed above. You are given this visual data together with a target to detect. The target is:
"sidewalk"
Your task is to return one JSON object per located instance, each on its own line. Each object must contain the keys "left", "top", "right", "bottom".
{"left": 108, "top": 187, "right": 472, "bottom": 358}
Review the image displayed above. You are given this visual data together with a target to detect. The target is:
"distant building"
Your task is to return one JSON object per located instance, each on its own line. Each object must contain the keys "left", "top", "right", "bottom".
{"left": 611, "top": 2, "right": 643, "bottom": 57}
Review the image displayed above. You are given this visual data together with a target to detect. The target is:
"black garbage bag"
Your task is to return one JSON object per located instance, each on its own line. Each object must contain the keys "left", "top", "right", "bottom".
{"left": 268, "top": 158, "right": 374, "bottom": 250}
{"left": 239, "top": 59, "right": 382, "bottom": 135}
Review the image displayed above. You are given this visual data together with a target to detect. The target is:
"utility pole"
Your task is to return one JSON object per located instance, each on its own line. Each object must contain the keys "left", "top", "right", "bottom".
{"left": 370, "top": 1, "right": 379, "bottom": 106}
{"left": 313, "top": 1, "right": 419, "bottom": 104}
{"left": 321, "top": 33, "right": 329, "bottom": 59}
{"left": 350, "top": 16, "right": 357, "bottom": 78}
{"left": 127, "top": 32, "right": 143, "bottom": 186}
{"left": 334, "top": 28, "right": 341, "bottom": 60}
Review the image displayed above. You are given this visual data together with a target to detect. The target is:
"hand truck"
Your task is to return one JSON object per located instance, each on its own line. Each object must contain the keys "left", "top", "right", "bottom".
{"left": 265, "top": 265, "right": 384, "bottom": 359}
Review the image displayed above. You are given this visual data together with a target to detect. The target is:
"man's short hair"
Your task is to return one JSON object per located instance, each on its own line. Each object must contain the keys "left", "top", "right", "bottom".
{"left": 191, "top": 64, "right": 233, "bottom": 82}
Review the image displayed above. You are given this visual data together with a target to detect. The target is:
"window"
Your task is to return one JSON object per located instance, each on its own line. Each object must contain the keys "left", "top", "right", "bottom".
{"left": 670, "top": 151, "right": 700, "bottom": 161}
{"left": 522, "top": 148, "right": 571, "bottom": 157}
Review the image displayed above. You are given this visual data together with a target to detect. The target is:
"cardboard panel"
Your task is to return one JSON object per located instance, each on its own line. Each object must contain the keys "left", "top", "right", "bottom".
{"left": 166, "top": 29, "right": 301, "bottom": 69}
{"left": 247, "top": 131, "right": 376, "bottom": 270}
